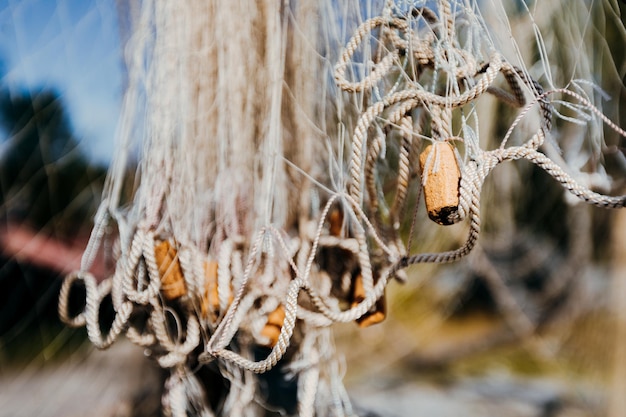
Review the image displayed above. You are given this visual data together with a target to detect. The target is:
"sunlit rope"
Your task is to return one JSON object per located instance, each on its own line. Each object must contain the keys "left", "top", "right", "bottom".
{"left": 60, "top": 0, "right": 626, "bottom": 376}
{"left": 57, "top": 1, "right": 626, "bottom": 415}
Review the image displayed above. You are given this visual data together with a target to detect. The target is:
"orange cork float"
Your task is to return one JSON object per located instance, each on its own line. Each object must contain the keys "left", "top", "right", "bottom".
{"left": 260, "top": 305, "right": 286, "bottom": 347}
{"left": 202, "top": 260, "right": 220, "bottom": 320}
{"left": 328, "top": 205, "right": 343, "bottom": 237}
{"left": 419, "top": 141, "right": 461, "bottom": 225}
{"left": 351, "top": 273, "right": 386, "bottom": 328}
{"left": 201, "top": 260, "right": 234, "bottom": 321}
{"left": 154, "top": 240, "right": 187, "bottom": 300}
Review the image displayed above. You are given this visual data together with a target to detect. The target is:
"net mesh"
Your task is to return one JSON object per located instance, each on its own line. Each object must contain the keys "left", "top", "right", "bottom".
{"left": 2, "top": 0, "right": 626, "bottom": 416}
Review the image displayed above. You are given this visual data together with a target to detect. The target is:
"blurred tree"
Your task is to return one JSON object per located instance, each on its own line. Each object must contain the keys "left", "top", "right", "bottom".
{"left": 0, "top": 84, "right": 107, "bottom": 363}
{"left": 0, "top": 88, "right": 105, "bottom": 238}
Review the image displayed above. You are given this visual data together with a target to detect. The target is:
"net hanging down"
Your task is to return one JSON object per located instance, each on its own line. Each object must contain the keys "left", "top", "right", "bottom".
{"left": 58, "top": 0, "right": 626, "bottom": 415}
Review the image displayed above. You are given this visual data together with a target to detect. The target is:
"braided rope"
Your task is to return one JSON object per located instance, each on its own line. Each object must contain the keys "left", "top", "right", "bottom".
{"left": 334, "top": 0, "right": 626, "bottom": 327}
{"left": 60, "top": 225, "right": 207, "bottom": 365}
{"left": 202, "top": 3, "right": 626, "bottom": 376}
{"left": 390, "top": 116, "right": 414, "bottom": 228}
{"left": 59, "top": 270, "right": 131, "bottom": 349}
{"left": 335, "top": 16, "right": 408, "bottom": 94}
{"left": 58, "top": 4, "right": 626, "bottom": 409}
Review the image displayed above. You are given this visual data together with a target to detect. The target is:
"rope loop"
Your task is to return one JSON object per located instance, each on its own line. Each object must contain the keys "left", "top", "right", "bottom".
{"left": 58, "top": 270, "right": 96, "bottom": 328}
{"left": 121, "top": 228, "right": 162, "bottom": 305}
{"left": 57, "top": 1, "right": 626, "bottom": 404}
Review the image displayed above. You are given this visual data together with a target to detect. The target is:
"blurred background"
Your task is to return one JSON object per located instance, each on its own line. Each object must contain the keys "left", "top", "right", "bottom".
{"left": 0, "top": 0, "right": 625, "bottom": 416}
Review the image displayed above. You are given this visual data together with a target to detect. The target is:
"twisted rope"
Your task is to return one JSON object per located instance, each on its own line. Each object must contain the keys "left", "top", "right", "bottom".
{"left": 59, "top": 0, "right": 626, "bottom": 398}
{"left": 200, "top": 3, "right": 626, "bottom": 376}
{"left": 60, "top": 225, "right": 205, "bottom": 367}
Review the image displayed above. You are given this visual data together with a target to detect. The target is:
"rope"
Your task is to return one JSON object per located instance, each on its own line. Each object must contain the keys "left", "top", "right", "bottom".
{"left": 58, "top": 2, "right": 626, "bottom": 416}
{"left": 62, "top": 0, "right": 626, "bottom": 374}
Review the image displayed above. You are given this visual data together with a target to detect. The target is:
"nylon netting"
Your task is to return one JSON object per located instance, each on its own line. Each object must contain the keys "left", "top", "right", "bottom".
{"left": 54, "top": 0, "right": 626, "bottom": 416}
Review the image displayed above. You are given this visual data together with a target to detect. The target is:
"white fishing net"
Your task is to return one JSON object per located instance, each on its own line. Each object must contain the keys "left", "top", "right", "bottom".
{"left": 55, "top": 0, "right": 626, "bottom": 416}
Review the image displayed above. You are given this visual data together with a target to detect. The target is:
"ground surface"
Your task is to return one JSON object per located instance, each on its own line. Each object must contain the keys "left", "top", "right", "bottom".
{"left": 0, "top": 341, "right": 161, "bottom": 417}
{"left": 0, "top": 337, "right": 606, "bottom": 417}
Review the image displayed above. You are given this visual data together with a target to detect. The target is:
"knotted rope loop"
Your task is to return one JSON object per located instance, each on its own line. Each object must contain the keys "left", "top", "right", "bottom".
{"left": 155, "top": 311, "right": 201, "bottom": 368}
{"left": 59, "top": 269, "right": 132, "bottom": 349}
{"left": 334, "top": 15, "right": 409, "bottom": 94}
{"left": 85, "top": 278, "right": 133, "bottom": 350}
{"left": 119, "top": 228, "right": 155, "bottom": 305}
{"left": 335, "top": 8, "right": 491, "bottom": 97}
{"left": 58, "top": 270, "right": 96, "bottom": 328}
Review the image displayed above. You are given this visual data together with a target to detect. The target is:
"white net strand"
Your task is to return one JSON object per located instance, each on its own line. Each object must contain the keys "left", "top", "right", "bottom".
{"left": 57, "top": 1, "right": 626, "bottom": 415}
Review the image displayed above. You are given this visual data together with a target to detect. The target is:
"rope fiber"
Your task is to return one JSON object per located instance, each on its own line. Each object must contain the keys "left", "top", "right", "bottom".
{"left": 58, "top": 1, "right": 626, "bottom": 415}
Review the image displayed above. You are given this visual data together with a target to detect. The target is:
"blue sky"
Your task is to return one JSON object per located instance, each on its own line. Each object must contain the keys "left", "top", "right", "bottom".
{"left": 0, "top": 0, "right": 123, "bottom": 165}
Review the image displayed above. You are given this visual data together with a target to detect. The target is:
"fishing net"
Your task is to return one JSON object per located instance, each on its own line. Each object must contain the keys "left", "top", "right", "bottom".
{"left": 57, "top": 0, "right": 626, "bottom": 415}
